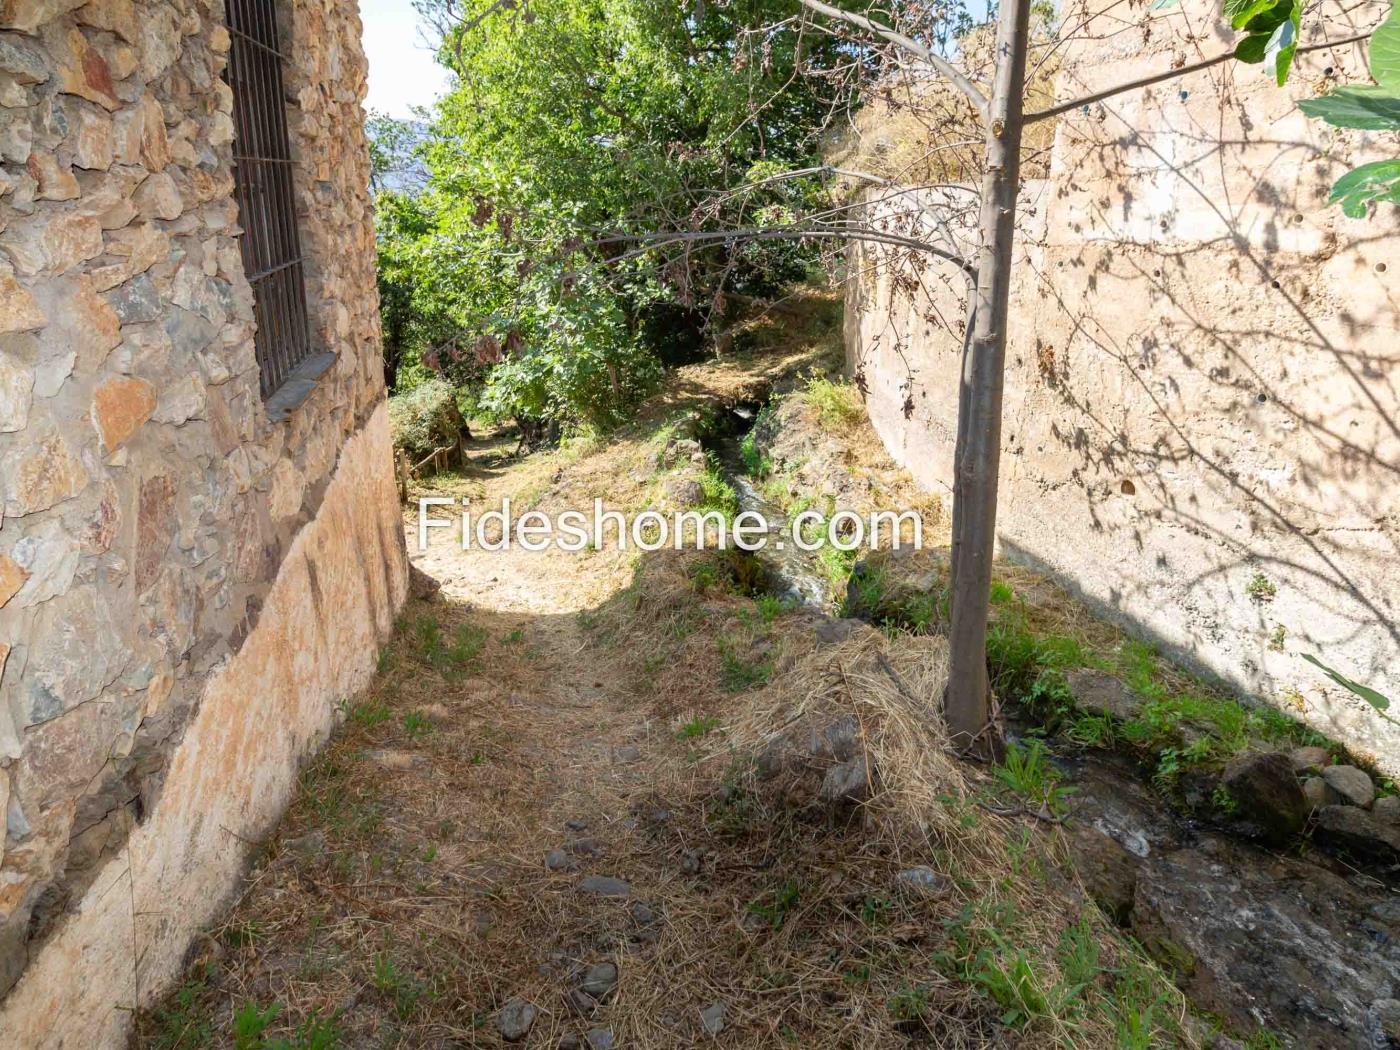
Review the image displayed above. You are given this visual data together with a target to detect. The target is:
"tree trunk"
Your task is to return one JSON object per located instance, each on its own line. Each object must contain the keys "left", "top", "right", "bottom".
{"left": 944, "top": 0, "right": 1033, "bottom": 758}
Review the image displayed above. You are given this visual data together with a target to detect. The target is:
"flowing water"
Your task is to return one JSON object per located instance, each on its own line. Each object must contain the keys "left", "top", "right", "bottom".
{"left": 706, "top": 405, "right": 833, "bottom": 609}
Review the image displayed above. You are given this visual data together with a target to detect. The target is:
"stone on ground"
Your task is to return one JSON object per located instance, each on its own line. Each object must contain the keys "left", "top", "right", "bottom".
{"left": 1321, "top": 764, "right": 1375, "bottom": 808}
{"left": 1315, "top": 805, "right": 1400, "bottom": 858}
{"left": 577, "top": 875, "right": 631, "bottom": 898}
{"left": 1065, "top": 668, "right": 1144, "bottom": 722}
{"left": 497, "top": 998, "right": 538, "bottom": 1042}
{"left": 1218, "top": 751, "right": 1307, "bottom": 844}
{"left": 700, "top": 1001, "right": 726, "bottom": 1036}
{"left": 580, "top": 961, "right": 618, "bottom": 1000}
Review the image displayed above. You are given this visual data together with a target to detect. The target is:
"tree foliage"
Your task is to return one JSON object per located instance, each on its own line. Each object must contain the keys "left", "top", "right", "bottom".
{"left": 373, "top": 0, "right": 851, "bottom": 433}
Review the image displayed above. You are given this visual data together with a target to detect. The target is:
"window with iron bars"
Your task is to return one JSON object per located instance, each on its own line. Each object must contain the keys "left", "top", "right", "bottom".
{"left": 225, "top": 0, "right": 312, "bottom": 400}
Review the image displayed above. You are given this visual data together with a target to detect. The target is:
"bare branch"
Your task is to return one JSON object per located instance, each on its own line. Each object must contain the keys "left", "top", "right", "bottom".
{"left": 593, "top": 226, "right": 976, "bottom": 275}
{"left": 1025, "top": 30, "right": 1371, "bottom": 124}
{"left": 797, "top": 0, "right": 990, "bottom": 120}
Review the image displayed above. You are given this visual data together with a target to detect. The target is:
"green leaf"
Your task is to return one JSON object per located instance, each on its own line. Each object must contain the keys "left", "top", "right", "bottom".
{"left": 1328, "top": 158, "right": 1400, "bottom": 217}
{"left": 1301, "top": 653, "right": 1394, "bottom": 714}
{"left": 1228, "top": 0, "right": 1280, "bottom": 29}
{"left": 1236, "top": 34, "right": 1269, "bottom": 63}
{"left": 1370, "top": 0, "right": 1400, "bottom": 91}
{"left": 1298, "top": 85, "right": 1400, "bottom": 129}
{"left": 1264, "top": 14, "right": 1299, "bottom": 85}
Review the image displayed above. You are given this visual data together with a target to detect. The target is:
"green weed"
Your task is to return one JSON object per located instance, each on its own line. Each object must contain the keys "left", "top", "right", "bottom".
{"left": 993, "top": 740, "right": 1075, "bottom": 817}
{"left": 677, "top": 714, "right": 721, "bottom": 740}
{"left": 801, "top": 375, "right": 864, "bottom": 429}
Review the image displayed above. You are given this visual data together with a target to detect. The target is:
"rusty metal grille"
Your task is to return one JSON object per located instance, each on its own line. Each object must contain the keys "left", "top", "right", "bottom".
{"left": 226, "top": 0, "right": 311, "bottom": 400}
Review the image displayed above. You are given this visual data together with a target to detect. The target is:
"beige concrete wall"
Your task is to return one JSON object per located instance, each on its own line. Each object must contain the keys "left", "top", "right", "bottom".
{"left": 847, "top": 0, "right": 1400, "bottom": 774}
{"left": 0, "top": 402, "right": 407, "bottom": 1048}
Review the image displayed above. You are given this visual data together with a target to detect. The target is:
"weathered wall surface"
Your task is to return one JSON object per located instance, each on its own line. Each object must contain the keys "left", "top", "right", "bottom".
{"left": 847, "top": 0, "right": 1400, "bottom": 774}
{"left": 0, "top": 403, "right": 405, "bottom": 1048}
{"left": 0, "top": 0, "right": 405, "bottom": 1025}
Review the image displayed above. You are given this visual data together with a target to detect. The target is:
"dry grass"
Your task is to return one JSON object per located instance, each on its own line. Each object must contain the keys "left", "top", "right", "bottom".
{"left": 134, "top": 305, "right": 1193, "bottom": 1050}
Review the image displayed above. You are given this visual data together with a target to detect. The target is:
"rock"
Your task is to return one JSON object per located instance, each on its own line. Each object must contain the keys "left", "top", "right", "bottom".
{"left": 1321, "top": 765, "right": 1375, "bottom": 809}
{"left": 1301, "top": 776, "right": 1328, "bottom": 813}
{"left": 1289, "top": 746, "right": 1330, "bottom": 772}
{"left": 567, "top": 837, "right": 599, "bottom": 858}
{"left": 0, "top": 556, "right": 26, "bottom": 608}
{"left": 580, "top": 961, "right": 617, "bottom": 1000}
{"left": 497, "top": 998, "right": 538, "bottom": 1043}
{"left": 1131, "top": 836, "right": 1400, "bottom": 1047}
{"left": 813, "top": 618, "right": 863, "bottom": 645}
{"left": 1065, "top": 668, "right": 1143, "bottom": 721}
{"left": 1219, "top": 751, "right": 1307, "bottom": 844}
{"left": 92, "top": 375, "right": 156, "bottom": 452}
{"left": 0, "top": 266, "right": 46, "bottom": 333}
{"left": 629, "top": 901, "right": 656, "bottom": 925}
{"left": 699, "top": 1002, "right": 726, "bottom": 1036}
{"left": 1372, "top": 999, "right": 1400, "bottom": 1043}
{"left": 7, "top": 427, "right": 61, "bottom": 513}
{"left": 1374, "top": 796, "right": 1400, "bottom": 825}
{"left": 133, "top": 170, "right": 181, "bottom": 220}
{"left": 615, "top": 745, "right": 641, "bottom": 764}
{"left": 408, "top": 563, "right": 441, "bottom": 600}
{"left": 1067, "top": 824, "right": 1140, "bottom": 924}
{"left": 820, "top": 755, "right": 871, "bottom": 804}
{"left": 680, "top": 847, "right": 704, "bottom": 875}
{"left": 0, "top": 352, "right": 33, "bottom": 431}
{"left": 546, "top": 849, "right": 577, "bottom": 872}
{"left": 577, "top": 876, "right": 631, "bottom": 898}
{"left": 663, "top": 477, "right": 704, "bottom": 506}
{"left": 566, "top": 817, "right": 589, "bottom": 831}
{"left": 893, "top": 866, "right": 950, "bottom": 899}
{"left": 106, "top": 273, "right": 161, "bottom": 323}
{"left": 585, "top": 1029, "right": 615, "bottom": 1050}
{"left": 563, "top": 988, "right": 596, "bottom": 1017}
{"left": 559, "top": 1035, "right": 582, "bottom": 1050}
{"left": 0, "top": 33, "right": 49, "bottom": 83}
{"left": 1314, "top": 805, "right": 1400, "bottom": 858}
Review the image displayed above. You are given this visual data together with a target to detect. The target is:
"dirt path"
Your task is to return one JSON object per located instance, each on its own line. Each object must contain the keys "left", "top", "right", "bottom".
{"left": 135, "top": 330, "right": 1201, "bottom": 1050}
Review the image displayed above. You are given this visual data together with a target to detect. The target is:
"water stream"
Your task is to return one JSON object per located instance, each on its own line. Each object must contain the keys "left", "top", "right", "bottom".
{"left": 705, "top": 405, "right": 833, "bottom": 610}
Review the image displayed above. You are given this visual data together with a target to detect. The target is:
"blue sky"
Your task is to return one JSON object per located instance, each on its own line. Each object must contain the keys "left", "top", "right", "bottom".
{"left": 360, "top": 0, "right": 452, "bottom": 118}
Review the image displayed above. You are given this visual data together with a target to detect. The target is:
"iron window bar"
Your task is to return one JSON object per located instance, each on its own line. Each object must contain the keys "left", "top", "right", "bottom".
{"left": 225, "top": 0, "right": 312, "bottom": 400}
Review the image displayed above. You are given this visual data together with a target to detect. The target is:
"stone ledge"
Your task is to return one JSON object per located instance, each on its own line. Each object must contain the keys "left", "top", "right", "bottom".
{"left": 265, "top": 352, "right": 338, "bottom": 423}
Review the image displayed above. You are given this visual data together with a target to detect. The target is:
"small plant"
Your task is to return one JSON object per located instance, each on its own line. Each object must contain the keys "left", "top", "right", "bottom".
{"left": 371, "top": 953, "right": 426, "bottom": 1021}
{"left": 1212, "top": 784, "right": 1240, "bottom": 816}
{"left": 1267, "top": 624, "right": 1287, "bottom": 652}
{"left": 147, "top": 967, "right": 213, "bottom": 1050}
{"left": 414, "top": 617, "right": 486, "bottom": 677}
{"left": 698, "top": 452, "right": 740, "bottom": 516}
{"left": 233, "top": 1002, "right": 281, "bottom": 1050}
{"left": 1245, "top": 572, "right": 1277, "bottom": 604}
{"left": 738, "top": 429, "right": 774, "bottom": 478}
{"left": 676, "top": 714, "right": 721, "bottom": 740}
{"left": 345, "top": 698, "right": 391, "bottom": 728}
{"left": 504, "top": 628, "right": 525, "bottom": 644}
{"left": 401, "top": 710, "right": 434, "bottom": 739}
{"left": 689, "top": 558, "right": 726, "bottom": 595}
{"left": 989, "top": 580, "right": 1016, "bottom": 605}
{"left": 719, "top": 638, "right": 774, "bottom": 692}
{"left": 887, "top": 983, "right": 931, "bottom": 1022}
{"left": 747, "top": 879, "right": 803, "bottom": 930}
{"left": 993, "top": 740, "right": 1075, "bottom": 816}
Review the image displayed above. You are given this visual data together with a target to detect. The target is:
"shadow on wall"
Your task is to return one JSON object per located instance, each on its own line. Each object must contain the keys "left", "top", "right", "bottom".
{"left": 846, "top": 0, "right": 1400, "bottom": 772}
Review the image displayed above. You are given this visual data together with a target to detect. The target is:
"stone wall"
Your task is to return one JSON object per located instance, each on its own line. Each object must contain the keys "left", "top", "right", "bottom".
{"left": 0, "top": 0, "right": 406, "bottom": 1033}
{"left": 846, "top": 0, "right": 1400, "bottom": 775}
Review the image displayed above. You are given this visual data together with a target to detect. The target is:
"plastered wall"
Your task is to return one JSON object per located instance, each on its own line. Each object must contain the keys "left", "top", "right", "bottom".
{"left": 847, "top": 0, "right": 1400, "bottom": 774}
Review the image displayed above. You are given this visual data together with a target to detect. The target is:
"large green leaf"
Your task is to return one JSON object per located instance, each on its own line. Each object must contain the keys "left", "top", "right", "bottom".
{"left": 1298, "top": 84, "right": 1400, "bottom": 129}
{"left": 1301, "top": 653, "right": 1394, "bottom": 715}
{"left": 1328, "top": 158, "right": 1400, "bottom": 217}
{"left": 1370, "top": 0, "right": 1400, "bottom": 90}
{"left": 1227, "top": 0, "right": 1281, "bottom": 29}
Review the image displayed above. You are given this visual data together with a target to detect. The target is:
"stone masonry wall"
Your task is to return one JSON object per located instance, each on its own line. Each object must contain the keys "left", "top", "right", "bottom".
{"left": 846, "top": 0, "right": 1400, "bottom": 776}
{"left": 0, "top": 0, "right": 404, "bottom": 1022}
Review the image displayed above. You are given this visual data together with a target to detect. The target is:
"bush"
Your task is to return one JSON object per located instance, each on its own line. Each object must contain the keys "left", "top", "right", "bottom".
{"left": 389, "top": 379, "right": 470, "bottom": 463}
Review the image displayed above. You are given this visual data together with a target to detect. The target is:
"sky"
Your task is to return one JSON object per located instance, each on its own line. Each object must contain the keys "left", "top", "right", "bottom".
{"left": 360, "top": 0, "right": 453, "bottom": 118}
